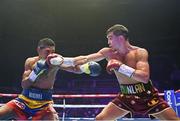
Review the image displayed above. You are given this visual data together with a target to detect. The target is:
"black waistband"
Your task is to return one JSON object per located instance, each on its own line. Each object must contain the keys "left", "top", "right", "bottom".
{"left": 120, "top": 81, "right": 153, "bottom": 95}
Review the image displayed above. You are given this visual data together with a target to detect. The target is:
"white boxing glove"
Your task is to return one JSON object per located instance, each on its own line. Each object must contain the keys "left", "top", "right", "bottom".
{"left": 46, "top": 53, "right": 64, "bottom": 66}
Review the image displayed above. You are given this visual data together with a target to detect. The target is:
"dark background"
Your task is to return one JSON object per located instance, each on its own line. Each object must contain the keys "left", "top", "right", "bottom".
{"left": 0, "top": 0, "right": 180, "bottom": 92}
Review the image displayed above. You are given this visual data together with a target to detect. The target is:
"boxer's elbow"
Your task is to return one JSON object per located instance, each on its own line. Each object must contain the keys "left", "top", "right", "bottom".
{"left": 133, "top": 71, "right": 149, "bottom": 84}
{"left": 21, "top": 80, "right": 28, "bottom": 89}
{"left": 140, "top": 72, "right": 149, "bottom": 84}
{"left": 21, "top": 82, "right": 27, "bottom": 89}
{"left": 21, "top": 78, "right": 33, "bottom": 89}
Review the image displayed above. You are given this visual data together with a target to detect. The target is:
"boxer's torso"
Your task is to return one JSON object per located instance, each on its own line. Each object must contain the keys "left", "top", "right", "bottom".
{"left": 101, "top": 47, "right": 146, "bottom": 84}
{"left": 28, "top": 56, "right": 59, "bottom": 89}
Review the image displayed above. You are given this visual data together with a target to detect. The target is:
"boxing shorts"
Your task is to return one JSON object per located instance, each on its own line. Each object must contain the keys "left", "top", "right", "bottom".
{"left": 6, "top": 87, "right": 54, "bottom": 119}
{"left": 111, "top": 80, "right": 170, "bottom": 118}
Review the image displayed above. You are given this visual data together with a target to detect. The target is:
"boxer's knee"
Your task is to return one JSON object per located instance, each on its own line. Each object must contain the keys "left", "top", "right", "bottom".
{"left": 0, "top": 105, "right": 16, "bottom": 119}
{"left": 42, "top": 111, "right": 59, "bottom": 120}
{"left": 53, "top": 113, "right": 59, "bottom": 120}
{"left": 95, "top": 113, "right": 106, "bottom": 120}
{"left": 44, "top": 104, "right": 59, "bottom": 120}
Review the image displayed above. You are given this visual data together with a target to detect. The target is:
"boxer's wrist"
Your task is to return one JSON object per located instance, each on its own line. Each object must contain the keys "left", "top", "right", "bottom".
{"left": 28, "top": 70, "right": 38, "bottom": 82}
{"left": 28, "top": 59, "right": 48, "bottom": 82}
{"left": 62, "top": 57, "right": 75, "bottom": 67}
{"left": 106, "top": 59, "right": 122, "bottom": 74}
{"left": 117, "top": 64, "right": 135, "bottom": 78}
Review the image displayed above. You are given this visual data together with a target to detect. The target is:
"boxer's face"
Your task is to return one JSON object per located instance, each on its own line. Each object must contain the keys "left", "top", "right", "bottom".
{"left": 37, "top": 46, "right": 55, "bottom": 59}
{"left": 107, "top": 32, "right": 125, "bottom": 50}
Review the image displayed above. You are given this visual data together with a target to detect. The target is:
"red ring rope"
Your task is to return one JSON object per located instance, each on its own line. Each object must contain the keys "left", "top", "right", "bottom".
{"left": 0, "top": 93, "right": 165, "bottom": 98}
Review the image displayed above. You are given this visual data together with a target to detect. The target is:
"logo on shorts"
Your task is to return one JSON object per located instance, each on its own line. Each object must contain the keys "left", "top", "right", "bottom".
{"left": 120, "top": 83, "right": 146, "bottom": 94}
{"left": 29, "top": 92, "right": 43, "bottom": 100}
{"left": 13, "top": 100, "right": 25, "bottom": 109}
{"left": 148, "top": 98, "right": 159, "bottom": 107}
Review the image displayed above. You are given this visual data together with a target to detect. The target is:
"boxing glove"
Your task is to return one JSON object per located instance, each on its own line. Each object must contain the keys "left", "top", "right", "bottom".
{"left": 106, "top": 59, "right": 135, "bottom": 77}
{"left": 29, "top": 59, "right": 48, "bottom": 82}
{"left": 80, "top": 61, "right": 101, "bottom": 77}
{"left": 106, "top": 59, "right": 121, "bottom": 74}
{"left": 46, "top": 53, "right": 64, "bottom": 66}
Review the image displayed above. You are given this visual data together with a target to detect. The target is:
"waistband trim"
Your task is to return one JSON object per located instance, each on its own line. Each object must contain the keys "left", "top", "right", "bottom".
{"left": 22, "top": 88, "right": 53, "bottom": 101}
{"left": 120, "top": 81, "right": 153, "bottom": 95}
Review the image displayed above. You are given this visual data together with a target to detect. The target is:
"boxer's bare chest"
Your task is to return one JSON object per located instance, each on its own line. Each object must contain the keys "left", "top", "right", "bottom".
{"left": 107, "top": 50, "right": 137, "bottom": 69}
{"left": 30, "top": 57, "right": 57, "bottom": 89}
{"left": 107, "top": 50, "right": 139, "bottom": 84}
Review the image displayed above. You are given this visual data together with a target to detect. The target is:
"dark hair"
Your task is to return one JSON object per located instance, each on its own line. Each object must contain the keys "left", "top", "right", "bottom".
{"left": 38, "top": 38, "right": 55, "bottom": 48}
{"left": 106, "top": 24, "right": 129, "bottom": 40}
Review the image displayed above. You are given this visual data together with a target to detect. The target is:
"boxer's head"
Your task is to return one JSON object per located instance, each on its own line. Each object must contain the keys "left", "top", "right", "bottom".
{"left": 106, "top": 24, "right": 129, "bottom": 52}
{"left": 37, "top": 38, "right": 55, "bottom": 59}
{"left": 106, "top": 24, "right": 129, "bottom": 40}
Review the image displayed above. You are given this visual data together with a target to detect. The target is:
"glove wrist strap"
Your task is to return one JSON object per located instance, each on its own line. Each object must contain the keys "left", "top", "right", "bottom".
{"left": 29, "top": 70, "right": 38, "bottom": 82}
{"left": 62, "top": 57, "right": 75, "bottom": 67}
{"left": 118, "top": 64, "right": 135, "bottom": 77}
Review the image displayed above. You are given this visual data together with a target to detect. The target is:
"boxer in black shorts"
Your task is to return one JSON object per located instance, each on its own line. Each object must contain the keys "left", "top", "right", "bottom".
{"left": 74, "top": 24, "right": 180, "bottom": 120}
{"left": 112, "top": 80, "right": 169, "bottom": 118}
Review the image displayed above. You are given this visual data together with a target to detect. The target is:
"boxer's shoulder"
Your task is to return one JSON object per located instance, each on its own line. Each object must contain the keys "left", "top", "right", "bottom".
{"left": 135, "top": 48, "right": 148, "bottom": 58}
{"left": 26, "top": 56, "right": 39, "bottom": 62}
{"left": 99, "top": 47, "right": 115, "bottom": 56}
{"left": 25, "top": 56, "right": 39, "bottom": 68}
{"left": 99, "top": 47, "right": 111, "bottom": 53}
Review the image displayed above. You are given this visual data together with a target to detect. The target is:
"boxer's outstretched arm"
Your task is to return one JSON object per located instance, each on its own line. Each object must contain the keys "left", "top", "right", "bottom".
{"left": 60, "top": 48, "right": 107, "bottom": 74}
{"left": 61, "top": 61, "right": 102, "bottom": 77}
{"left": 60, "top": 66, "right": 82, "bottom": 74}
{"left": 73, "top": 48, "right": 108, "bottom": 66}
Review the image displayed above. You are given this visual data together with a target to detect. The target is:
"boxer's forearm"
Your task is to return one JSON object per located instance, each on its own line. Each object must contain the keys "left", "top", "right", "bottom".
{"left": 114, "top": 65, "right": 149, "bottom": 84}
{"left": 131, "top": 70, "right": 149, "bottom": 83}
{"left": 61, "top": 66, "right": 83, "bottom": 74}
{"left": 73, "top": 53, "right": 105, "bottom": 66}
{"left": 22, "top": 70, "right": 49, "bottom": 88}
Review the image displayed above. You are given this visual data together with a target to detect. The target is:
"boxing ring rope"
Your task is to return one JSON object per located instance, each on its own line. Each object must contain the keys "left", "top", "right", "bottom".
{"left": 0, "top": 93, "right": 164, "bottom": 98}
{"left": 0, "top": 91, "right": 179, "bottom": 120}
{"left": 0, "top": 93, "right": 116, "bottom": 107}
{"left": 0, "top": 92, "right": 179, "bottom": 108}
{"left": 0, "top": 93, "right": 165, "bottom": 109}
{"left": 0, "top": 92, "right": 168, "bottom": 109}
{"left": 0, "top": 93, "right": 118, "bottom": 98}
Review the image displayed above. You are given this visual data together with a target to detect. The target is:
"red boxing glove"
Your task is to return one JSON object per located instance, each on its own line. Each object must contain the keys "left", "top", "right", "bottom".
{"left": 106, "top": 59, "right": 122, "bottom": 74}
{"left": 46, "top": 53, "right": 64, "bottom": 66}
